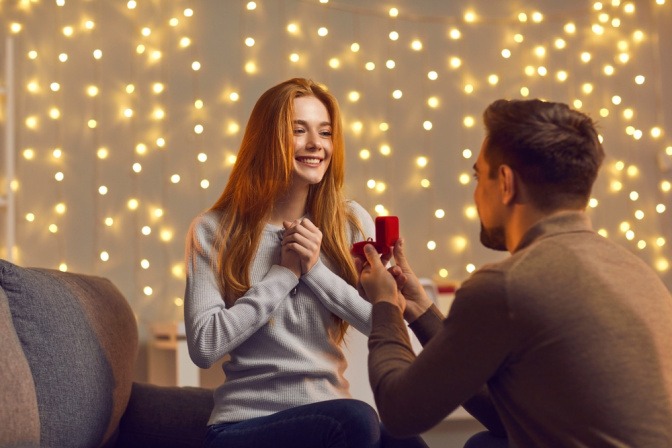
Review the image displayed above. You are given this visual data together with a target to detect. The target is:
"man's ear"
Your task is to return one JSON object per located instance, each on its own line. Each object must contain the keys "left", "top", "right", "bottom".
{"left": 498, "top": 164, "right": 516, "bottom": 205}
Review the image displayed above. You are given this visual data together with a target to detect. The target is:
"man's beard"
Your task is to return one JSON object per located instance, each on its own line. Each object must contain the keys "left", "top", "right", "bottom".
{"left": 480, "top": 223, "right": 507, "bottom": 251}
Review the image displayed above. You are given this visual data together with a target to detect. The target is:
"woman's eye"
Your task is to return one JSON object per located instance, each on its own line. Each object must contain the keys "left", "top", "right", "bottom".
{"left": 293, "top": 128, "right": 305, "bottom": 134}
{"left": 320, "top": 130, "right": 333, "bottom": 137}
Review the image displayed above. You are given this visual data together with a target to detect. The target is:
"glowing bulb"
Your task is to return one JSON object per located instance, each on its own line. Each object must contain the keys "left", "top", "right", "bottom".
{"left": 420, "top": 179, "right": 430, "bottom": 188}
{"left": 435, "top": 209, "right": 445, "bottom": 219}
{"left": 416, "top": 156, "right": 428, "bottom": 168}
{"left": 464, "top": 205, "right": 478, "bottom": 220}
{"left": 359, "top": 149, "right": 370, "bottom": 160}
{"left": 427, "top": 241, "right": 437, "bottom": 251}
{"left": 464, "top": 11, "right": 476, "bottom": 22}
{"left": 245, "top": 37, "right": 255, "bottom": 47}
{"left": 428, "top": 71, "right": 438, "bottom": 80}
{"left": 100, "top": 251, "right": 110, "bottom": 262}
{"left": 201, "top": 179, "right": 210, "bottom": 189}
{"left": 423, "top": 121, "right": 433, "bottom": 131}
{"left": 318, "top": 27, "right": 328, "bottom": 37}
{"left": 488, "top": 74, "right": 499, "bottom": 85}
{"left": 392, "top": 90, "right": 402, "bottom": 99}
{"left": 449, "top": 28, "right": 461, "bottom": 39}
{"left": 244, "top": 61, "right": 257, "bottom": 73}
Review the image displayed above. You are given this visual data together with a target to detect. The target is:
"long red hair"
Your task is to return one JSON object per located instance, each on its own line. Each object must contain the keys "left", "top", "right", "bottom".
{"left": 210, "top": 78, "right": 362, "bottom": 341}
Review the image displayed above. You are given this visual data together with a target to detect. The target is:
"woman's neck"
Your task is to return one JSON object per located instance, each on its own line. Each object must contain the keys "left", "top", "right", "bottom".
{"left": 268, "top": 185, "right": 309, "bottom": 227}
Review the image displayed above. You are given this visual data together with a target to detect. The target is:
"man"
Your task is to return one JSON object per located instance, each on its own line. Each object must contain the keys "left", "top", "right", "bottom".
{"left": 357, "top": 99, "right": 672, "bottom": 447}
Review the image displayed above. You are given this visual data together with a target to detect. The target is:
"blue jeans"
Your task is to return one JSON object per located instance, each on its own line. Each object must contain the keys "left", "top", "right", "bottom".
{"left": 204, "top": 399, "right": 428, "bottom": 448}
{"left": 463, "top": 431, "right": 509, "bottom": 448}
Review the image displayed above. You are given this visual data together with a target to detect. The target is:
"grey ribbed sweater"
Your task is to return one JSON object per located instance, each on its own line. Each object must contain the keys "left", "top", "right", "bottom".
{"left": 184, "top": 201, "right": 375, "bottom": 424}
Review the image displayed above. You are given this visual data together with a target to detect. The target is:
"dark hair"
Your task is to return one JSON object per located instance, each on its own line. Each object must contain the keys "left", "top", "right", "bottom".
{"left": 483, "top": 99, "right": 605, "bottom": 211}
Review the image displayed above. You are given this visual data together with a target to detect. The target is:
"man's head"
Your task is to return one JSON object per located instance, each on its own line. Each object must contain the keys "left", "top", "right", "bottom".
{"left": 474, "top": 99, "right": 605, "bottom": 251}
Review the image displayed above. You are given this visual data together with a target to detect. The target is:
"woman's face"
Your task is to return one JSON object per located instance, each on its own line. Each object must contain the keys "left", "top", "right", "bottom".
{"left": 291, "top": 95, "right": 333, "bottom": 188}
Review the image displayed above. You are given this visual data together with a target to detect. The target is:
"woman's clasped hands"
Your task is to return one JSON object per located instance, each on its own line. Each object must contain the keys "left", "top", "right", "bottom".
{"left": 281, "top": 218, "right": 323, "bottom": 278}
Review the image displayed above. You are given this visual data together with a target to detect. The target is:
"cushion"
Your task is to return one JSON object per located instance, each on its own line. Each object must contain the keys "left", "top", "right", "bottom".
{"left": 116, "top": 382, "right": 214, "bottom": 447}
{"left": 0, "top": 260, "right": 138, "bottom": 447}
{"left": 0, "top": 287, "right": 40, "bottom": 447}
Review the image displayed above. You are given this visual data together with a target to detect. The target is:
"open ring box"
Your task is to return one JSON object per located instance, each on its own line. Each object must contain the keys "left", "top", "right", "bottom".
{"left": 351, "top": 216, "right": 399, "bottom": 257}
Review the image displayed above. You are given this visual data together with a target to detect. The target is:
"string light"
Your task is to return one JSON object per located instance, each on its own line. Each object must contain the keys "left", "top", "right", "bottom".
{"left": 4, "top": 0, "right": 669, "bottom": 314}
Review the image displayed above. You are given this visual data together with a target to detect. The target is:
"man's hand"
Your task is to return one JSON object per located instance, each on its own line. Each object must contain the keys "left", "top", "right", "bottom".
{"left": 359, "top": 244, "right": 405, "bottom": 313}
{"left": 282, "top": 218, "right": 322, "bottom": 275}
{"left": 389, "top": 238, "right": 433, "bottom": 322}
{"left": 354, "top": 244, "right": 392, "bottom": 301}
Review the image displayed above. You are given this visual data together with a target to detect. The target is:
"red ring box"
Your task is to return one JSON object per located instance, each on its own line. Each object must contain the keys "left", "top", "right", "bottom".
{"left": 351, "top": 216, "right": 399, "bottom": 256}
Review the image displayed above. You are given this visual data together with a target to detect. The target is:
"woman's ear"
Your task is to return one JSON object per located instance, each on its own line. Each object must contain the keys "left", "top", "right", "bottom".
{"left": 498, "top": 164, "right": 516, "bottom": 205}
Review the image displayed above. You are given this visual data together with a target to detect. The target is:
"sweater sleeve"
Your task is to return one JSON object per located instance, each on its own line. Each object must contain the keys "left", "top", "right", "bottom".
{"left": 183, "top": 212, "right": 298, "bottom": 369}
{"left": 300, "top": 200, "right": 376, "bottom": 335}
{"left": 368, "top": 270, "right": 514, "bottom": 438}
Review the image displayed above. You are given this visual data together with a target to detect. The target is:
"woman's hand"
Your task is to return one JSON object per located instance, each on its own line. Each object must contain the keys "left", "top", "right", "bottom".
{"left": 281, "top": 218, "right": 322, "bottom": 275}
{"left": 280, "top": 221, "right": 302, "bottom": 278}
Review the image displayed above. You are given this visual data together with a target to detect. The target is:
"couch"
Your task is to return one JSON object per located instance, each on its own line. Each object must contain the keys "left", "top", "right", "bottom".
{"left": 0, "top": 259, "right": 214, "bottom": 447}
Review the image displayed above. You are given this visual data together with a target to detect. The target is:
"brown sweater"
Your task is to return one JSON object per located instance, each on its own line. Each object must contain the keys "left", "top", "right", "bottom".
{"left": 369, "top": 211, "right": 672, "bottom": 447}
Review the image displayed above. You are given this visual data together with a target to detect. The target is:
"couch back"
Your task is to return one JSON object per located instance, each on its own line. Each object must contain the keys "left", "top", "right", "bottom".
{"left": 0, "top": 259, "right": 138, "bottom": 448}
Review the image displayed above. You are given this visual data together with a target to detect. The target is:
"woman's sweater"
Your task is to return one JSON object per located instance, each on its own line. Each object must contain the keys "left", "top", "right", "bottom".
{"left": 184, "top": 201, "right": 375, "bottom": 424}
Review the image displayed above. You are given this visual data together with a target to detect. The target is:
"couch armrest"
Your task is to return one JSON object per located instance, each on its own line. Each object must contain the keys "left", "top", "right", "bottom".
{"left": 115, "top": 382, "right": 213, "bottom": 448}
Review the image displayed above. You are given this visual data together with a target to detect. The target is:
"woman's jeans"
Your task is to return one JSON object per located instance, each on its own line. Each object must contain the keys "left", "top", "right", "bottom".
{"left": 204, "top": 399, "right": 428, "bottom": 448}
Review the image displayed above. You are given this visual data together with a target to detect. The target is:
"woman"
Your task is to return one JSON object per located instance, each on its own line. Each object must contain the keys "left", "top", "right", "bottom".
{"left": 184, "top": 78, "right": 427, "bottom": 447}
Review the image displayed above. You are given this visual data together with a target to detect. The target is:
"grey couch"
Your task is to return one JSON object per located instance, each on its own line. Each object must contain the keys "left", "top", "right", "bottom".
{"left": 0, "top": 259, "right": 214, "bottom": 447}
